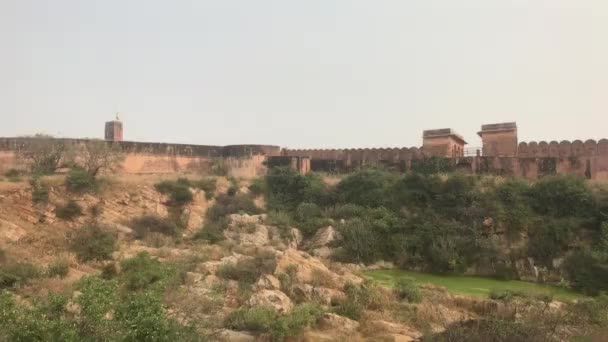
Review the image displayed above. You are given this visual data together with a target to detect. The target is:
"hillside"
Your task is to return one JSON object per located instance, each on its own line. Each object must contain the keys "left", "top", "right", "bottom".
{"left": 0, "top": 170, "right": 607, "bottom": 341}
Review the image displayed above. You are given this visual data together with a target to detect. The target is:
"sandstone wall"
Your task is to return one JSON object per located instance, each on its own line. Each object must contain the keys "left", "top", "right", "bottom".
{"left": 0, "top": 138, "right": 278, "bottom": 177}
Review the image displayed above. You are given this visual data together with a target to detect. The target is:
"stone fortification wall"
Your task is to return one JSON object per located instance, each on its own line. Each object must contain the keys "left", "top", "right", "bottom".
{"left": 0, "top": 137, "right": 280, "bottom": 176}
{"left": 282, "top": 141, "right": 608, "bottom": 180}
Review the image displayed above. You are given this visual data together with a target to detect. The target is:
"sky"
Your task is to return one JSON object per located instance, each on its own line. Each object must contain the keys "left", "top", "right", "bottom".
{"left": 1, "top": 0, "right": 607, "bottom": 148}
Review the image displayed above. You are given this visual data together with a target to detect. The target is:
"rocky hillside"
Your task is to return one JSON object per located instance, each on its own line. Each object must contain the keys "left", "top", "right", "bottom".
{"left": 0, "top": 174, "right": 606, "bottom": 341}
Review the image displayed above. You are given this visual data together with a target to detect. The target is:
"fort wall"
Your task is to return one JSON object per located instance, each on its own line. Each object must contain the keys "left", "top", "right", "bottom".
{"left": 0, "top": 137, "right": 280, "bottom": 177}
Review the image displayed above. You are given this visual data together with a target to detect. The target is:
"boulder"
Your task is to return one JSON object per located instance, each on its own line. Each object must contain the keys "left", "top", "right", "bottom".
{"left": 288, "top": 228, "right": 303, "bottom": 249}
{"left": 276, "top": 249, "right": 335, "bottom": 285}
{"left": 218, "top": 330, "right": 256, "bottom": 342}
{"left": 313, "top": 287, "right": 346, "bottom": 306}
{"left": 254, "top": 274, "right": 281, "bottom": 291}
{"left": 307, "top": 226, "right": 340, "bottom": 249}
{"left": 248, "top": 290, "right": 293, "bottom": 313}
{"left": 0, "top": 219, "right": 26, "bottom": 242}
{"left": 292, "top": 284, "right": 314, "bottom": 303}
{"left": 368, "top": 320, "right": 422, "bottom": 341}
{"left": 319, "top": 313, "right": 359, "bottom": 333}
{"left": 185, "top": 272, "right": 203, "bottom": 285}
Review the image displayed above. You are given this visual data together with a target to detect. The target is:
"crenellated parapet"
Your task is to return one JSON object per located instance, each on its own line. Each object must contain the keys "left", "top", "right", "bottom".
{"left": 518, "top": 139, "right": 608, "bottom": 158}
{"left": 282, "top": 146, "right": 426, "bottom": 163}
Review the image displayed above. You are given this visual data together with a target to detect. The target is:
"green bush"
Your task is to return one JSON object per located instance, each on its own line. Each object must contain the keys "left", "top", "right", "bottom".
{"left": 193, "top": 177, "right": 217, "bottom": 199}
{"left": 335, "top": 218, "right": 382, "bottom": 264}
{"left": 328, "top": 203, "right": 368, "bottom": 219}
{"left": 336, "top": 168, "right": 397, "bottom": 208}
{"left": 249, "top": 177, "right": 266, "bottom": 197}
{"left": 66, "top": 167, "right": 97, "bottom": 193}
{"left": 393, "top": 277, "right": 421, "bottom": 303}
{"left": 270, "top": 303, "right": 325, "bottom": 340}
{"left": 154, "top": 179, "right": 193, "bottom": 206}
{"left": 46, "top": 259, "right": 70, "bottom": 278}
{"left": 265, "top": 167, "right": 331, "bottom": 211}
{"left": 4, "top": 169, "right": 21, "bottom": 182}
{"left": 55, "top": 200, "right": 83, "bottom": 220}
{"left": 294, "top": 202, "right": 329, "bottom": 236}
{"left": 224, "top": 306, "right": 277, "bottom": 332}
{"left": 266, "top": 210, "right": 295, "bottom": 230}
{"left": 30, "top": 177, "right": 49, "bottom": 204}
{"left": 0, "top": 262, "right": 41, "bottom": 288}
{"left": 70, "top": 224, "right": 117, "bottom": 262}
{"left": 206, "top": 193, "right": 260, "bottom": 222}
{"left": 225, "top": 304, "right": 324, "bottom": 340}
{"left": 193, "top": 219, "right": 227, "bottom": 243}
{"left": 217, "top": 251, "right": 277, "bottom": 284}
{"left": 119, "top": 252, "right": 175, "bottom": 291}
{"left": 530, "top": 175, "right": 594, "bottom": 218}
{"left": 130, "top": 215, "right": 180, "bottom": 239}
{"left": 335, "top": 280, "right": 386, "bottom": 320}
{"left": 562, "top": 249, "right": 608, "bottom": 295}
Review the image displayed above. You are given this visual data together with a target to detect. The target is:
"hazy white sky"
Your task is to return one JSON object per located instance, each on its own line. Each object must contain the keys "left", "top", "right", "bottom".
{"left": 1, "top": 0, "right": 607, "bottom": 148}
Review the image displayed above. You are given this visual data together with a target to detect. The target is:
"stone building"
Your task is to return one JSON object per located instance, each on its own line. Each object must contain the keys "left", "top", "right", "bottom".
{"left": 422, "top": 128, "right": 467, "bottom": 157}
{"left": 105, "top": 120, "right": 124, "bottom": 142}
{"left": 478, "top": 122, "right": 517, "bottom": 157}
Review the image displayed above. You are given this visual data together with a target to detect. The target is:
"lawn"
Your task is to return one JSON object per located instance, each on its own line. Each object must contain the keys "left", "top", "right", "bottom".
{"left": 365, "top": 269, "right": 585, "bottom": 302}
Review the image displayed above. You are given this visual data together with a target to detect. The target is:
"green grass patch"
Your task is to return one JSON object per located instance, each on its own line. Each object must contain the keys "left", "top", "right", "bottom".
{"left": 364, "top": 269, "right": 585, "bottom": 302}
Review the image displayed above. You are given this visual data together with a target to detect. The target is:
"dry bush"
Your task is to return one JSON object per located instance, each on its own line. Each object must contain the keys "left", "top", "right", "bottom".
{"left": 308, "top": 268, "right": 337, "bottom": 288}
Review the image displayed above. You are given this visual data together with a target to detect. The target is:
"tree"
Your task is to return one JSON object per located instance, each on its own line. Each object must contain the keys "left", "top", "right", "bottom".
{"left": 73, "top": 140, "right": 124, "bottom": 177}
{"left": 16, "top": 134, "right": 67, "bottom": 174}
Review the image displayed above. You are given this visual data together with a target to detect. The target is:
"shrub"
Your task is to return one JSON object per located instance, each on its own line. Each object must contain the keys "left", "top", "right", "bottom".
{"left": 120, "top": 252, "right": 175, "bottom": 291}
{"left": 193, "top": 219, "right": 227, "bottom": 243}
{"left": 335, "top": 218, "right": 382, "bottom": 264}
{"left": 270, "top": 303, "right": 325, "bottom": 340}
{"left": 217, "top": 251, "right": 277, "bottom": 284}
{"left": 4, "top": 169, "right": 21, "bottom": 182}
{"left": 55, "top": 200, "right": 83, "bottom": 220}
{"left": 114, "top": 291, "right": 197, "bottom": 341}
{"left": 46, "top": 258, "right": 70, "bottom": 278}
{"left": 265, "top": 167, "right": 331, "bottom": 211}
{"left": 101, "top": 262, "right": 119, "bottom": 280}
{"left": 16, "top": 134, "right": 67, "bottom": 174}
{"left": 30, "top": 177, "right": 49, "bottom": 204}
{"left": 488, "top": 288, "right": 515, "bottom": 302}
{"left": 249, "top": 178, "right": 266, "bottom": 197}
{"left": 225, "top": 304, "right": 324, "bottom": 340}
{"left": 336, "top": 168, "right": 397, "bottom": 208}
{"left": 562, "top": 249, "right": 608, "bottom": 295}
{"left": 328, "top": 203, "right": 367, "bottom": 219}
{"left": 394, "top": 277, "right": 421, "bottom": 303}
{"left": 294, "top": 202, "right": 329, "bottom": 236}
{"left": 0, "top": 262, "right": 41, "bottom": 288}
{"left": 70, "top": 224, "right": 117, "bottom": 262}
{"left": 130, "top": 215, "right": 180, "bottom": 239}
{"left": 193, "top": 177, "right": 217, "bottom": 199}
{"left": 527, "top": 218, "right": 577, "bottom": 268}
{"left": 530, "top": 175, "right": 594, "bottom": 218}
{"left": 335, "top": 280, "right": 386, "bottom": 320}
{"left": 224, "top": 306, "right": 277, "bottom": 332}
{"left": 206, "top": 193, "right": 260, "bottom": 222}
{"left": 66, "top": 167, "right": 97, "bottom": 193}
{"left": 266, "top": 210, "right": 295, "bottom": 231}
{"left": 154, "top": 179, "right": 193, "bottom": 206}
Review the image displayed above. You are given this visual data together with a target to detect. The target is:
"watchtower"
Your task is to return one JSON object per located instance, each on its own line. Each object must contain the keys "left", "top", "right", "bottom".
{"left": 422, "top": 128, "right": 467, "bottom": 157}
{"left": 105, "top": 119, "right": 123, "bottom": 142}
{"left": 478, "top": 122, "right": 517, "bottom": 156}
